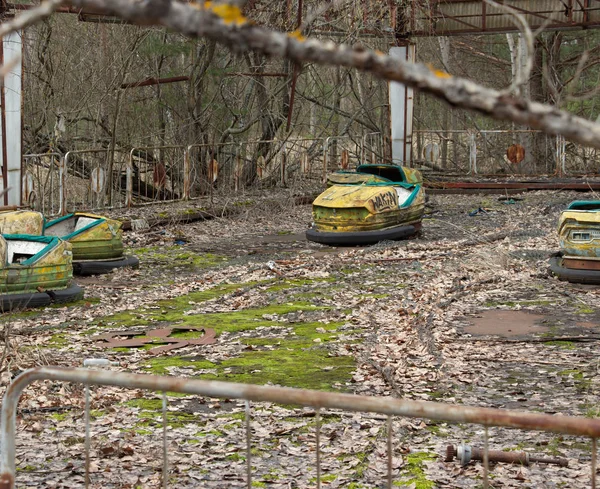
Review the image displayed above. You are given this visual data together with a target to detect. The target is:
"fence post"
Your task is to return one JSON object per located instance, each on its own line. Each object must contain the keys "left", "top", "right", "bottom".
{"left": 183, "top": 146, "right": 191, "bottom": 200}
{"left": 281, "top": 141, "right": 286, "bottom": 187}
{"left": 59, "top": 153, "right": 68, "bottom": 215}
{"left": 556, "top": 135, "right": 566, "bottom": 177}
{"left": 126, "top": 149, "right": 135, "bottom": 208}
{"left": 468, "top": 133, "right": 477, "bottom": 175}
{"left": 322, "top": 137, "right": 331, "bottom": 184}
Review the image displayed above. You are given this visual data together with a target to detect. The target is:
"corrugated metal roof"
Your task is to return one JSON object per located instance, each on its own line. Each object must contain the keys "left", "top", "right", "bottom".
{"left": 408, "top": 0, "right": 600, "bottom": 36}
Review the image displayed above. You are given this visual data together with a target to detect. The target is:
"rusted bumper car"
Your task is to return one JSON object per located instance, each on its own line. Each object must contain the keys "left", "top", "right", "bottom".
{"left": 550, "top": 201, "right": 600, "bottom": 284}
{"left": 0, "top": 234, "right": 83, "bottom": 311}
{"left": 0, "top": 211, "right": 139, "bottom": 275}
{"left": 306, "top": 164, "right": 426, "bottom": 246}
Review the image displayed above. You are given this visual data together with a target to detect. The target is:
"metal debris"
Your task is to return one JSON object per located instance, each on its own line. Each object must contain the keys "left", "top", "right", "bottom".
{"left": 96, "top": 326, "right": 216, "bottom": 354}
{"left": 445, "top": 444, "right": 569, "bottom": 467}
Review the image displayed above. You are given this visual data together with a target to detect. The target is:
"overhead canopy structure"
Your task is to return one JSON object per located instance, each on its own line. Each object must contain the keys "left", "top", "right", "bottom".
{"left": 402, "top": 0, "right": 600, "bottom": 37}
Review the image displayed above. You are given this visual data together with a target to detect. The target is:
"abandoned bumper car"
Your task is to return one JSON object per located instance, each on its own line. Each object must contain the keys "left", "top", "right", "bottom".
{"left": 550, "top": 201, "right": 600, "bottom": 284}
{"left": 306, "top": 164, "right": 425, "bottom": 246}
{"left": 0, "top": 235, "right": 83, "bottom": 311}
{"left": 0, "top": 210, "right": 139, "bottom": 275}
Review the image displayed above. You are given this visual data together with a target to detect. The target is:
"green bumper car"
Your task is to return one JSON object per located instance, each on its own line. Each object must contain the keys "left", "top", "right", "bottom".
{"left": 0, "top": 234, "right": 83, "bottom": 311}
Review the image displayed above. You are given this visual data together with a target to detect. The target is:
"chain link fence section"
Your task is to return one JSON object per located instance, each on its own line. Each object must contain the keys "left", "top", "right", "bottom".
{"left": 1, "top": 366, "right": 599, "bottom": 488}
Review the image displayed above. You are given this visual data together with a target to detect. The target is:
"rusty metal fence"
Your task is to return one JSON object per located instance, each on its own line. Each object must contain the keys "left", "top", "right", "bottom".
{"left": 414, "top": 130, "right": 563, "bottom": 175}
{"left": 23, "top": 137, "right": 351, "bottom": 216}
{"left": 1, "top": 365, "right": 600, "bottom": 488}
{"left": 23, "top": 130, "right": 600, "bottom": 216}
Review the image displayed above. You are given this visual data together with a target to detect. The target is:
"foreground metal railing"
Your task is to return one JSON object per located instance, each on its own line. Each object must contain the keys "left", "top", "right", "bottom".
{"left": 1, "top": 366, "right": 599, "bottom": 488}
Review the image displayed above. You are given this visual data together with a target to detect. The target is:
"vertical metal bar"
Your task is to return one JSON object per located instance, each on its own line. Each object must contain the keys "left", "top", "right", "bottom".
{"left": 322, "top": 138, "right": 330, "bottom": 184}
{"left": 162, "top": 392, "right": 168, "bottom": 489}
{"left": 316, "top": 408, "right": 321, "bottom": 489}
{"left": 245, "top": 400, "right": 252, "bottom": 489}
{"left": 84, "top": 384, "right": 90, "bottom": 489}
{"left": 481, "top": 0, "right": 486, "bottom": 31}
{"left": 593, "top": 438, "right": 597, "bottom": 489}
{"left": 469, "top": 133, "right": 477, "bottom": 174}
{"left": 281, "top": 142, "right": 286, "bottom": 187}
{"left": 60, "top": 154, "right": 68, "bottom": 215}
{"left": 0, "top": 38, "right": 8, "bottom": 206}
{"left": 387, "top": 416, "right": 393, "bottom": 489}
{"left": 183, "top": 147, "right": 191, "bottom": 200}
{"left": 483, "top": 426, "right": 489, "bottom": 489}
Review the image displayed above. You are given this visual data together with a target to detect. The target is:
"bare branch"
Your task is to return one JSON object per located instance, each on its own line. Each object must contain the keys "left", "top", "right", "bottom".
{"left": 45, "top": 0, "right": 600, "bottom": 150}
{"left": 0, "top": 0, "right": 65, "bottom": 38}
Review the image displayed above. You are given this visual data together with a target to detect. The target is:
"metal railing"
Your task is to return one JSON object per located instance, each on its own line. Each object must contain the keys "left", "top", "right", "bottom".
{"left": 22, "top": 153, "right": 63, "bottom": 215}
{"left": 1, "top": 366, "right": 599, "bottom": 488}
{"left": 413, "top": 129, "right": 561, "bottom": 175}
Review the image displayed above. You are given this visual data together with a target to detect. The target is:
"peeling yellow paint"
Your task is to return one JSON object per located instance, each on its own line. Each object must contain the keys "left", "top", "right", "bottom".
{"left": 0, "top": 211, "right": 44, "bottom": 235}
{"left": 312, "top": 183, "right": 425, "bottom": 233}
{"left": 559, "top": 211, "right": 600, "bottom": 258}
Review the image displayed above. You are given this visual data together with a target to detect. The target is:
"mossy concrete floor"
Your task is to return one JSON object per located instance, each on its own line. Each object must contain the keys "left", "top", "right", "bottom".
{"left": 5, "top": 191, "right": 600, "bottom": 488}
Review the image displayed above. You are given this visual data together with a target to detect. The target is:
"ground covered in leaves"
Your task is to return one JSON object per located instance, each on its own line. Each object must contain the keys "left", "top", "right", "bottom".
{"left": 2, "top": 189, "right": 600, "bottom": 488}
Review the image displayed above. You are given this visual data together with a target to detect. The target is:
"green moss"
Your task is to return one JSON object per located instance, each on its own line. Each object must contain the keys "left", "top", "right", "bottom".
{"left": 558, "top": 369, "right": 592, "bottom": 390}
{"left": 47, "top": 334, "right": 69, "bottom": 348}
{"left": 251, "top": 481, "right": 266, "bottom": 488}
{"left": 50, "top": 412, "right": 69, "bottom": 422}
{"left": 576, "top": 306, "right": 595, "bottom": 314}
{"left": 310, "top": 474, "right": 337, "bottom": 483}
{"left": 63, "top": 436, "right": 84, "bottom": 446}
{"left": 394, "top": 452, "right": 436, "bottom": 489}
{"left": 130, "top": 245, "right": 228, "bottom": 270}
{"left": 227, "top": 453, "right": 245, "bottom": 462}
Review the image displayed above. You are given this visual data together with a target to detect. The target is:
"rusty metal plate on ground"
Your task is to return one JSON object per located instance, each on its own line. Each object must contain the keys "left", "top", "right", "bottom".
{"left": 96, "top": 326, "right": 216, "bottom": 355}
{"left": 507, "top": 144, "right": 525, "bottom": 164}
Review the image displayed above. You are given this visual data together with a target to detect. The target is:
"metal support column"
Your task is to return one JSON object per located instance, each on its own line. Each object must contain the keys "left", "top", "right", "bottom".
{"left": 389, "top": 43, "right": 415, "bottom": 166}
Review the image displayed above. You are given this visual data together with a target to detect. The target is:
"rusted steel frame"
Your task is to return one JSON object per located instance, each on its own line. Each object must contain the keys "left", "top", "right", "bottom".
{"left": 481, "top": 0, "right": 486, "bottom": 31}
{"left": 408, "top": 16, "right": 600, "bottom": 37}
{"left": 413, "top": 129, "right": 542, "bottom": 134}
{"left": 224, "top": 72, "right": 288, "bottom": 77}
{"left": 1, "top": 367, "right": 600, "bottom": 489}
{"left": 502, "top": 4, "right": 565, "bottom": 23}
{"left": 583, "top": 0, "right": 590, "bottom": 23}
{"left": 0, "top": 40, "right": 7, "bottom": 206}
{"left": 426, "top": 181, "right": 600, "bottom": 190}
{"left": 433, "top": 11, "right": 482, "bottom": 30}
{"left": 120, "top": 76, "right": 189, "bottom": 89}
